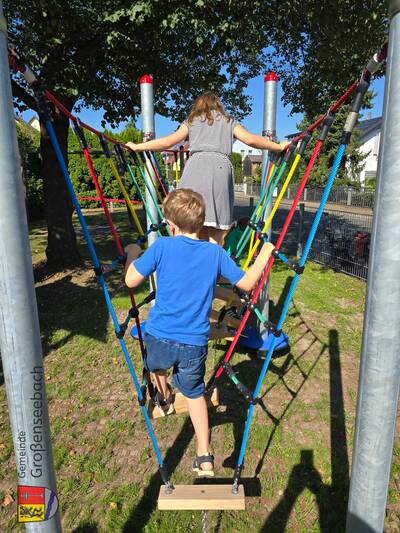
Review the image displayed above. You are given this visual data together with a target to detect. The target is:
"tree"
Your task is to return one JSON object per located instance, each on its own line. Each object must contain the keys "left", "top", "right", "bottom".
{"left": 293, "top": 95, "right": 373, "bottom": 186}
{"left": 230, "top": 152, "right": 243, "bottom": 183}
{"left": 68, "top": 124, "right": 144, "bottom": 205}
{"left": 268, "top": 1, "right": 387, "bottom": 116}
{"left": 16, "top": 119, "right": 43, "bottom": 219}
{"left": 6, "top": 1, "right": 388, "bottom": 267}
{"left": 5, "top": 0, "right": 284, "bottom": 267}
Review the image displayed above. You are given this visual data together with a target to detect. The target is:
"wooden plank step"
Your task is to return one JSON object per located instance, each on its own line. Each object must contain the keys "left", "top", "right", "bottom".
{"left": 148, "top": 388, "right": 219, "bottom": 420}
{"left": 158, "top": 484, "right": 245, "bottom": 510}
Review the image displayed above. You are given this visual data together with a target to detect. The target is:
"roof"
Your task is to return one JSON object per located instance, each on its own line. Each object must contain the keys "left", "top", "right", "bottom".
{"left": 357, "top": 117, "right": 382, "bottom": 139}
{"left": 244, "top": 154, "right": 263, "bottom": 163}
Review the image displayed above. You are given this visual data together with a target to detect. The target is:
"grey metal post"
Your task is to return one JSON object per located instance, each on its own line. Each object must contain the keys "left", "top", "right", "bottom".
{"left": 346, "top": 4, "right": 400, "bottom": 532}
{"left": 0, "top": 4, "right": 61, "bottom": 531}
{"left": 259, "top": 72, "right": 278, "bottom": 340}
{"left": 140, "top": 74, "right": 158, "bottom": 292}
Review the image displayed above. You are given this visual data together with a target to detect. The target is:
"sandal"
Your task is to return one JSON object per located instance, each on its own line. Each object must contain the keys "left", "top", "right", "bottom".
{"left": 154, "top": 385, "right": 175, "bottom": 417}
{"left": 192, "top": 454, "right": 215, "bottom": 478}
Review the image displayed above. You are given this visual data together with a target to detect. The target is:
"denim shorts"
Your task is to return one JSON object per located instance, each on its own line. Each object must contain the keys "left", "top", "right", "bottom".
{"left": 143, "top": 332, "right": 208, "bottom": 399}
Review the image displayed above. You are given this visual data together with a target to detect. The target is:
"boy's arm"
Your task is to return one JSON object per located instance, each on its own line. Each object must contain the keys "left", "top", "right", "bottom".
{"left": 124, "top": 244, "right": 146, "bottom": 288}
{"left": 235, "top": 243, "right": 275, "bottom": 292}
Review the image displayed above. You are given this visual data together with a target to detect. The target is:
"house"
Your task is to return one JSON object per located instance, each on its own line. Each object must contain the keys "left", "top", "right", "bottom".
{"left": 286, "top": 116, "right": 382, "bottom": 186}
{"left": 27, "top": 116, "right": 40, "bottom": 131}
{"left": 243, "top": 154, "right": 263, "bottom": 177}
{"left": 357, "top": 117, "right": 381, "bottom": 185}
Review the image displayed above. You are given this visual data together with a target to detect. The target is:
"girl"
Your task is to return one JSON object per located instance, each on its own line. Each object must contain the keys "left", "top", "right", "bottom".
{"left": 126, "top": 92, "right": 289, "bottom": 245}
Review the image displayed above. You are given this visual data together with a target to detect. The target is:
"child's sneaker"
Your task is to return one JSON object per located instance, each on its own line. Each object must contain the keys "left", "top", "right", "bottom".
{"left": 154, "top": 386, "right": 175, "bottom": 417}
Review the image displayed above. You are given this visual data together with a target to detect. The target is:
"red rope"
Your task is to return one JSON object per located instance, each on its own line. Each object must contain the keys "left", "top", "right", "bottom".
{"left": 79, "top": 145, "right": 147, "bottom": 357}
{"left": 82, "top": 148, "right": 124, "bottom": 253}
{"left": 44, "top": 90, "right": 189, "bottom": 156}
{"left": 291, "top": 81, "right": 358, "bottom": 144}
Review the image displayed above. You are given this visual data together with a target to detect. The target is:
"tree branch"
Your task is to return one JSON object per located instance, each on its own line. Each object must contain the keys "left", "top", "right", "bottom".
{"left": 11, "top": 79, "right": 37, "bottom": 112}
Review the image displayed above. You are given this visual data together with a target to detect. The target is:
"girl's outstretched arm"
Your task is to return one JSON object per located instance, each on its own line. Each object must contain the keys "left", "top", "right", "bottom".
{"left": 126, "top": 124, "right": 189, "bottom": 152}
{"left": 233, "top": 124, "right": 289, "bottom": 151}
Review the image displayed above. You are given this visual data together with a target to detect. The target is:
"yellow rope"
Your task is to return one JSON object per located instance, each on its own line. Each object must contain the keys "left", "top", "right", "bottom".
{"left": 107, "top": 158, "right": 144, "bottom": 235}
{"left": 245, "top": 162, "right": 275, "bottom": 264}
{"left": 242, "top": 153, "right": 302, "bottom": 270}
{"left": 174, "top": 153, "right": 179, "bottom": 186}
{"left": 143, "top": 157, "right": 164, "bottom": 204}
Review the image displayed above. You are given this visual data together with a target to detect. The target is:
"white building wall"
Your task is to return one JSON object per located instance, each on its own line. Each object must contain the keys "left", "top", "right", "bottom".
{"left": 358, "top": 130, "right": 381, "bottom": 185}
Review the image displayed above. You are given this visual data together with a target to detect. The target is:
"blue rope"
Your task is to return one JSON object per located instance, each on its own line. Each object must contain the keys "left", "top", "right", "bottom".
{"left": 45, "top": 119, "right": 165, "bottom": 468}
{"left": 236, "top": 143, "right": 347, "bottom": 468}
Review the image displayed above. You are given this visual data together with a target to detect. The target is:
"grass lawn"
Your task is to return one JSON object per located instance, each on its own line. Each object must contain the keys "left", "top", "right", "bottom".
{"left": 0, "top": 209, "right": 399, "bottom": 532}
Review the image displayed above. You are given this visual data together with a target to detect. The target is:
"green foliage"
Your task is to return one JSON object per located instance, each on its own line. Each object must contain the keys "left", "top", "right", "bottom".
{"left": 294, "top": 103, "right": 369, "bottom": 186}
{"left": 230, "top": 152, "right": 243, "bottom": 183}
{"left": 254, "top": 162, "right": 263, "bottom": 184}
{"left": 16, "top": 119, "right": 43, "bottom": 219}
{"left": 68, "top": 125, "right": 145, "bottom": 206}
{"left": 5, "top": 1, "right": 283, "bottom": 123}
{"left": 269, "top": 1, "right": 387, "bottom": 115}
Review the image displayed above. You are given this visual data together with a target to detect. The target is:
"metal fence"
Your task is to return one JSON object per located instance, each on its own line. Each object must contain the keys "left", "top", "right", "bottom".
{"left": 299, "top": 206, "right": 373, "bottom": 281}
{"left": 240, "top": 183, "right": 375, "bottom": 209}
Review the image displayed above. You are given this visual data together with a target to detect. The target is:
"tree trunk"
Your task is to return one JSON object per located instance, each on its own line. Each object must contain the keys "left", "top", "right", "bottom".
{"left": 40, "top": 101, "right": 82, "bottom": 268}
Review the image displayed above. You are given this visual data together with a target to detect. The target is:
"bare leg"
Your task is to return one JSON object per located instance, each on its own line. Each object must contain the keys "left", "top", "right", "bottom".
{"left": 207, "top": 227, "right": 228, "bottom": 246}
{"left": 152, "top": 371, "right": 171, "bottom": 400}
{"left": 185, "top": 395, "right": 213, "bottom": 470}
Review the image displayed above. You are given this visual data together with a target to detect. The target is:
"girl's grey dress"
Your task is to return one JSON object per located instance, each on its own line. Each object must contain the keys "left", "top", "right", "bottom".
{"left": 178, "top": 112, "right": 237, "bottom": 230}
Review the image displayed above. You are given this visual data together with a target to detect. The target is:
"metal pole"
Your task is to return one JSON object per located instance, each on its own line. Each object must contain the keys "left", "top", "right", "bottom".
{"left": 140, "top": 74, "right": 158, "bottom": 292}
{"left": 0, "top": 4, "right": 61, "bottom": 531}
{"left": 259, "top": 72, "right": 278, "bottom": 341}
{"left": 346, "top": 4, "right": 400, "bottom": 531}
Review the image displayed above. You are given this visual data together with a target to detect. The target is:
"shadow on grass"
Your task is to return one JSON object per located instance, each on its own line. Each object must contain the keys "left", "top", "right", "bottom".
{"left": 120, "top": 390, "right": 259, "bottom": 532}
{"left": 118, "top": 275, "right": 321, "bottom": 531}
{"left": 0, "top": 271, "right": 112, "bottom": 387}
{"left": 72, "top": 523, "right": 99, "bottom": 533}
{"left": 35, "top": 273, "right": 109, "bottom": 356}
{"left": 260, "top": 329, "right": 350, "bottom": 532}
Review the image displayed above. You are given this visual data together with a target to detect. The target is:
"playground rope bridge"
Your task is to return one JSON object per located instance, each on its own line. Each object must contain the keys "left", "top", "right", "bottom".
{"left": 6, "top": 35, "right": 389, "bottom": 524}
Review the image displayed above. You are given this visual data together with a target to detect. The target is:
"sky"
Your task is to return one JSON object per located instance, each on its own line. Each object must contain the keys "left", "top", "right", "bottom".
{"left": 22, "top": 74, "right": 385, "bottom": 142}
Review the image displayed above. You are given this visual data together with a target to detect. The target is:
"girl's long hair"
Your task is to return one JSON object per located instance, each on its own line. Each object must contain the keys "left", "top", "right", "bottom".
{"left": 187, "top": 91, "right": 233, "bottom": 125}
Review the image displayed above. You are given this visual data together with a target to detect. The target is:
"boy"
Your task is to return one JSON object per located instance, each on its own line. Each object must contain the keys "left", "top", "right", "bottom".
{"left": 125, "top": 189, "right": 274, "bottom": 476}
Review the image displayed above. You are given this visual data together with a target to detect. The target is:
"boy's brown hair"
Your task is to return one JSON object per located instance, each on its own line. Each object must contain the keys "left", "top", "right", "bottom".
{"left": 163, "top": 189, "right": 205, "bottom": 233}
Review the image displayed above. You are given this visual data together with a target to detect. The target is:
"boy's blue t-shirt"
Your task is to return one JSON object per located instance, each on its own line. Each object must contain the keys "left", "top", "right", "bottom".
{"left": 134, "top": 236, "right": 244, "bottom": 346}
